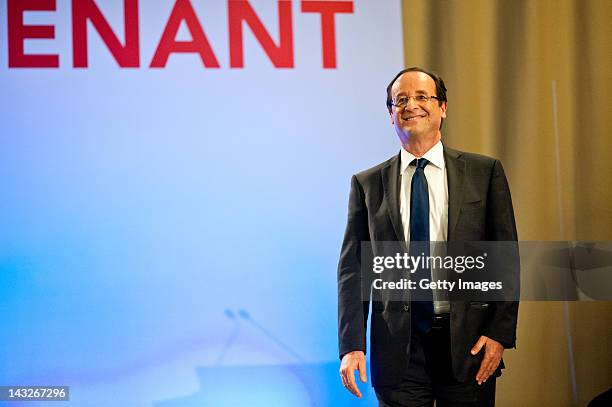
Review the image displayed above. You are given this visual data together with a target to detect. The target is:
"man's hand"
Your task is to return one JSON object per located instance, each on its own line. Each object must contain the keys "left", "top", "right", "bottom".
{"left": 471, "top": 335, "right": 504, "bottom": 385}
{"left": 339, "top": 350, "right": 367, "bottom": 398}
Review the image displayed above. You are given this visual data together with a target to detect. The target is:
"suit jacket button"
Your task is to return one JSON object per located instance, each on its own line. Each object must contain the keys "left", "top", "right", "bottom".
{"left": 403, "top": 304, "right": 410, "bottom": 312}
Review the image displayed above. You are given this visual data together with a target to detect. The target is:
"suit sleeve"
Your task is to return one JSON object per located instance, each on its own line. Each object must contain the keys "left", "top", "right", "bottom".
{"left": 338, "top": 175, "right": 371, "bottom": 359}
{"left": 483, "top": 160, "right": 520, "bottom": 348}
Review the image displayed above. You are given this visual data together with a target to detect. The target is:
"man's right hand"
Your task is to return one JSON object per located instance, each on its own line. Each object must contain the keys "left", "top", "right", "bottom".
{"left": 339, "top": 350, "right": 367, "bottom": 398}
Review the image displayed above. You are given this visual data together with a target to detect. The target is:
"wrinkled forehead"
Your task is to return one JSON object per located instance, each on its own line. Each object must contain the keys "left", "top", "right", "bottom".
{"left": 391, "top": 71, "right": 437, "bottom": 96}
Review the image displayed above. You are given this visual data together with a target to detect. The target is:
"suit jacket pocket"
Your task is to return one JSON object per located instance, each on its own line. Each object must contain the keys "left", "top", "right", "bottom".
{"left": 462, "top": 199, "right": 483, "bottom": 210}
{"left": 469, "top": 301, "right": 490, "bottom": 309}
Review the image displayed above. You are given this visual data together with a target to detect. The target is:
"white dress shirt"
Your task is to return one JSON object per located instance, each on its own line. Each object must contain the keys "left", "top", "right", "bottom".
{"left": 399, "top": 140, "right": 450, "bottom": 313}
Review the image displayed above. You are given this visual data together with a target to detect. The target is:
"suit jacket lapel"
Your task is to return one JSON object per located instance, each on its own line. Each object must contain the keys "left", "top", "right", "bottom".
{"left": 444, "top": 146, "right": 466, "bottom": 240}
{"left": 381, "top": 153, "right": 405, "bottom": 242}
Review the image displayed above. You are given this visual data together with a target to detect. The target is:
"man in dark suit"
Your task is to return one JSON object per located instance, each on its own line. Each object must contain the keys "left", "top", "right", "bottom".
{"left": 338, "top": 67, "right": 518, "bottom": 406}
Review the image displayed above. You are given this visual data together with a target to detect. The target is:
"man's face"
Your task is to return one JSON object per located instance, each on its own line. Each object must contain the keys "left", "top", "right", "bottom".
{"left": 390, "top": 71, "right": 447, "bottom": 140}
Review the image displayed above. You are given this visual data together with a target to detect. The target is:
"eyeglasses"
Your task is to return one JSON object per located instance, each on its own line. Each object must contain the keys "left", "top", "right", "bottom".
{"left": 392, "top": 95, "right": 439, "bottom": 108}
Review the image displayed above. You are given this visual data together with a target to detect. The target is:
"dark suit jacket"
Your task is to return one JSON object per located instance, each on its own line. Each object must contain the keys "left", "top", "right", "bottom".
{"left": 337, "top": 145, "right": 519, "bottom": 388}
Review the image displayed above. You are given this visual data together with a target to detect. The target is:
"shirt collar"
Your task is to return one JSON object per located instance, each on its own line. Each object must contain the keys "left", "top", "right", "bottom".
{"left": 400, "top": 139, "right": 445, "bottom": 173}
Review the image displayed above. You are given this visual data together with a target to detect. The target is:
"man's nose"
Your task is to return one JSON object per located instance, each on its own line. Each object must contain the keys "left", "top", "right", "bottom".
{"left": 406, "top": 98, "right": 421, "bottom": 108}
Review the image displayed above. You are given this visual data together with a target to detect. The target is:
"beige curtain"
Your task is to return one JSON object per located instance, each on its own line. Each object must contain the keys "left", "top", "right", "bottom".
{"left": 401, "top": 0, "right": 612, "bottom": 405}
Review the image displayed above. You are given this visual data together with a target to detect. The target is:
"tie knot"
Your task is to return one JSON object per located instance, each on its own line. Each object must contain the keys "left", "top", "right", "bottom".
{"left": 410, "top": 158, "right": 429, "bottom": 170}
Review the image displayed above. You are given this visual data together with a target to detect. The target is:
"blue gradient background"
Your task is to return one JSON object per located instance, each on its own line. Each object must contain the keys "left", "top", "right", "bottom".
{"left": 0, "top": 0, "right": 403, "bottom": 405}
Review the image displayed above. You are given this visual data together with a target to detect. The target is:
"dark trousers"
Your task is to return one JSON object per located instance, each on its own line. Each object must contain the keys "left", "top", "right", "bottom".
{"left": 375, "top": 316, "right": 496, "bottom": 407}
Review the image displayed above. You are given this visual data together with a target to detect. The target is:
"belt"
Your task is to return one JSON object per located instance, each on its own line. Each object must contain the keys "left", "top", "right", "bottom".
{"left": 432, "top": 313, "right": 450, "bottom": 329}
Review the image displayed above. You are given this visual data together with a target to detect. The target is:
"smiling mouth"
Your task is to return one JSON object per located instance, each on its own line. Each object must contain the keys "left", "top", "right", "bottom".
{"left": 403, "top": 115, "right": 426, "bottom": 121}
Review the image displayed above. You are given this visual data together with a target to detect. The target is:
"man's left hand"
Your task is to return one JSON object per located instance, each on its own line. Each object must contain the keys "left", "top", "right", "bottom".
{"left": 470, "top": 335, "right": 504, "bottom": 385}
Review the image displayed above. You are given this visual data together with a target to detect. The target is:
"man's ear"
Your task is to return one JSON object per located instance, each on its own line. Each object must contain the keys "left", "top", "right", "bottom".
{"left": 440, "top": 102, "right": 448, "bottom": 118}
{"left": 389, "top": 110, "right": 395, "bottom": 124}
